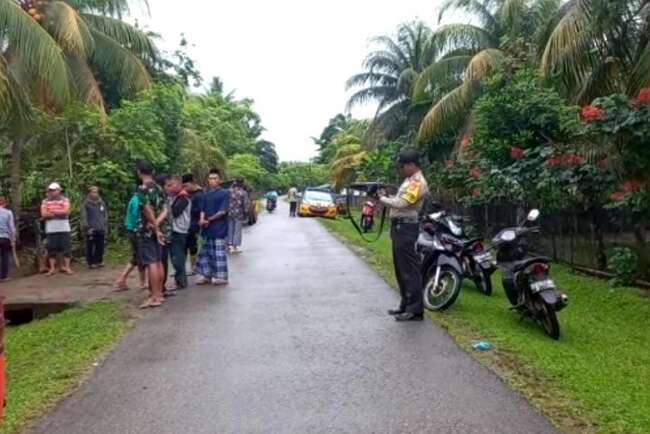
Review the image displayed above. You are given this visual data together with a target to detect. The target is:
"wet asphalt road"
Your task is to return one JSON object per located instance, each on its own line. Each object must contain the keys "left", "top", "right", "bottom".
{"left": 34, "top": 202, "right": 556, "bottom": 434}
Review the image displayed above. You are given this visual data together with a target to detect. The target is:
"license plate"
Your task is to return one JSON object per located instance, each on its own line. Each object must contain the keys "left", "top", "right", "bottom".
{"left": 530, "top": 279, "right": 556, "bottom": 293}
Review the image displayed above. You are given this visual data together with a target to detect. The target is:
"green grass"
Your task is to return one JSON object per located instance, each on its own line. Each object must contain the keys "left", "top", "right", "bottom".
{"left": 320, "top": 216, "right": 650, "bottom": 434}
{"left": 2, "top": 301, "right": 130, "bottom": 434}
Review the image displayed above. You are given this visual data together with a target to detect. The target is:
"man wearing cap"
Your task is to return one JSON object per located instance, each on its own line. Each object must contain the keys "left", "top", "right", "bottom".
{"left": 40, "top": 182, "right": 73, "bottom": 275}
{"left": 378, "top": 148, "right": 429, "bottom": 321}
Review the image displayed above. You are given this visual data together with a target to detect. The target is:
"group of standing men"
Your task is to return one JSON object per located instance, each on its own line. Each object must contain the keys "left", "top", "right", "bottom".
{"left": 115, "top": 160, "right": 251, "bottom": 309}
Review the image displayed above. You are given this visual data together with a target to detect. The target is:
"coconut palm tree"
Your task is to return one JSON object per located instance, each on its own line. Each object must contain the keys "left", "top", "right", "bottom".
{"left": 346, "top": 20, "right": 436, "bottom": 142}
{"left": 540, "top": 0, "right": 650, "bottom": 103}
{"left": 329, "top": 133, "right": 367, "bottom": 190}
{"left": 415, "top": 0, "right": 561, "bottom": 143}
{"left": 1, "top": 0, "right": 157, "bottom": 217}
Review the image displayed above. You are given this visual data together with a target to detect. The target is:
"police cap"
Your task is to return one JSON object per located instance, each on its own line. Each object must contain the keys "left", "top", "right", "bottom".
{"left": 396, "top": 148, "right": 420, "bottom": 166}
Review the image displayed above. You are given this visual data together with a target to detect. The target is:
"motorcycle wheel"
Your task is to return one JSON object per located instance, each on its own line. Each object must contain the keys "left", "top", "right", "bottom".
{"left": 537, "top": 299, "right": 560, "bottom": 340}
{"left": 472, "top": 261, "right": 492, "bottom": 296}
{"left": 423, "top": 265, "right": 462, "bottom": 311}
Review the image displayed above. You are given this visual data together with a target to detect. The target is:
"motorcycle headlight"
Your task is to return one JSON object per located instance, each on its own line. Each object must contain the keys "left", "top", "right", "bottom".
{"left": 501, "top": 230, "right": 516, "bottom": 242}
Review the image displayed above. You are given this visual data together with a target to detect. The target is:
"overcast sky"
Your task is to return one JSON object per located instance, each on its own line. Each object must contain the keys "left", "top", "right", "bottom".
{"left": 134, "top": 0, "right": 447, "bottom": 162}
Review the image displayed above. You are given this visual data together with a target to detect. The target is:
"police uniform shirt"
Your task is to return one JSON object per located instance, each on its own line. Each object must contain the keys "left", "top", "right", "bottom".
{"left": 379, "top": 170, "right": 428, "bottom": 220}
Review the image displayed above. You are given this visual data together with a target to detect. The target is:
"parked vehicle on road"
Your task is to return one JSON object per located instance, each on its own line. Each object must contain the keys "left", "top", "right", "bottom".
{"left": 298, "top": 188, "right": 337, "bottom": 218}
{"left": 360, "top": 200, "right": 376, "bottom": 232}
{"left": 491, "top": 209, "right": 569, "bottom": 339}
{"left": 266, "top": 199, "right": 276, "bottom": 213}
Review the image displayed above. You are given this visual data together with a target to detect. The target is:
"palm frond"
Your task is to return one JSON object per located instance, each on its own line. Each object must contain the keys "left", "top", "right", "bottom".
{"left": 629, "top": 38, "right": 650, "bottom": 94}
{"left": 345, "top": 72, "right": 397, "bottom": 90}
{"left": 66, "top": 53, "right": 106, "bottom": 112}
{"left": 497, "top": 0, "right": 527, "bottom": 39}
{"left": 462, "top": 48, "right": 505, "bottom": 94}
{"left": 438, "top": 0, "right": 498, "bottom": 32}
{"left": 362, "top": 51, "right": 402, "bottom": 75}
{"left": 0, "top": 55, "right": 32, "bottom": 120}
{"left": 418, "top": 85, "right": 470, "bottom": 142}
{"left": 44, "top": 1, "right": 94, "bottom": 58}
{"left": 82, "top": 13, "right": 158, "bottom": 61}
{"left": 539, "top": 1, "right": 595, "bottom": 96}
{"left": 369, "top": 35, "right": 410, "bottom": 67}
{"left": 431, "top": 23, "right": 497, "bottom": 54}
{"left": 0, "top": 0, "right": 70, "bottom": 103}
{"left": 396, "top": 67, "right": 418, "bottom": 94}
{"left": 346, "top": 86, "right": 399, "bottom": 111}
{"left": 64, "top": 0, "right": 149, "bottom": 18}
{"left": 412, "top": 55, "right": 472, "bottom": 103}
{"left": 89, "top": 28, "right": 150, "bottom": 95}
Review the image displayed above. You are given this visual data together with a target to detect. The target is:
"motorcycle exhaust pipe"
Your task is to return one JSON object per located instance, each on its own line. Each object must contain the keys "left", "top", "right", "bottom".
{"left": 556, "top": 293, "right": 569, "bottom": 311}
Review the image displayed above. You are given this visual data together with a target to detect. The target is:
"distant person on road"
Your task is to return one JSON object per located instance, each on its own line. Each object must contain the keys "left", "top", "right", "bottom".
{"left": 227, "top": 178, "right": 250, "bottom": 254}
{"left": 0, "top": 197, "right": 16, "bottom": 282}
{"left": 80, "top": 186, "right": 108, "bottom": 269}
{"left": 114, "top": 186, "right": 147, "bottom": 291}
{"left": 265, "top": 189, "right": 278, "bottom": 212}
{"left": 287, "top": 186, "right": 299, "bottom": 217}
{"left": 40, "top": 182, "right": 73, "bottom": 276}
{"left": 182, "top": 173, "right": 203, "bottom": 271}
{"left": 195, "top": 169, "right": 229, "bottom": 285}
{"left": 165, "top": 175, "right": 191, "bottom": 290}
{"left": 135, "top": 161, "right": 168, "bottom": 308}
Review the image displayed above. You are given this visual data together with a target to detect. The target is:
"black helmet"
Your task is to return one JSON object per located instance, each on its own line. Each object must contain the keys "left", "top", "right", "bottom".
{"left": 397, "top": 148, "right": 420, "bottom": 166}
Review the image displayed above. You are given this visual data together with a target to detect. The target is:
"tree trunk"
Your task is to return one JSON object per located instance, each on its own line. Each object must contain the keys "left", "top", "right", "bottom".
{"left": 10, "top": 137, "right": 23, "bottom": 238}
{"left": 633, "top": 221, "right": 647, "bottom": 279}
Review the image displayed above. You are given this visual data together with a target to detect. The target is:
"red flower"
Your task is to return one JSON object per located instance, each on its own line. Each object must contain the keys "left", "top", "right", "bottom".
{"left": 634, "top": 88, "right": 650, "bottom": 105}
{"left": 581, "top": 105, "right": 605, "bottom": 122}
{"left": 469, "top": 167, "right": 482, "bottom": 178}
{"left": 472, "top": 187, "right": 481, "bottom": 197}
{"left": 564, "top": 154, "right": 585, "bottom": 166}
{"left": 622, "top": 179, "right": 645, "bottom": 193}
{"left": 546, "top": 155, "right": 563, "bottom": 168}
{"left": 610, "top": 191, "right": 626, "bottom": 201}
{"left": 445, "top": 160, "right": 455, "bottom": 169}
{"left": 510, "top": 146, "right": 524, "bottom": 160}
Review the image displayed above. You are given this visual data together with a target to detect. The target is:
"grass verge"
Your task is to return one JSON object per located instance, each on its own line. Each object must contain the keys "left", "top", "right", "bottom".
{"left": 320, "top": 216, "right": 650, "bottom": 434}
{"left": 2, "top": 301, "right": 130, "bottom": 434}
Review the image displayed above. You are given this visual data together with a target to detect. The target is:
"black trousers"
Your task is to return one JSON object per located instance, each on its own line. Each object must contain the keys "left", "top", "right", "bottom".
{"left": 170, "top": 232, "right": 188, "bottom": 288}
{"left": 289, "top": 202, "right": 297, "bottom": 216}
{"left": 86, "top": 231, "right": 105, "bottom": 266}
{"left": 0, "top": 238, "right": 11, "bottom": 279}
{"left": 391, "top": 222, "right": 423, "bottom": 314}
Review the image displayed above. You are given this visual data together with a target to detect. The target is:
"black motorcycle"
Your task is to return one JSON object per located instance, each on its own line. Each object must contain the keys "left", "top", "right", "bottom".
{"left": 491, "top": 209, "right": 569, "bottom": 339}
{"left": 417, "top": 211, "right": 496, "bottom": 310}
{"left": 266, "top": 199, "right": 276, "bottom": 213}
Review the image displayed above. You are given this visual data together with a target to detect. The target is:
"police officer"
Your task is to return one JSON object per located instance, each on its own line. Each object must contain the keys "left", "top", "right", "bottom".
{"left": 379, "top": 148, "right": 429, "bottom": 322}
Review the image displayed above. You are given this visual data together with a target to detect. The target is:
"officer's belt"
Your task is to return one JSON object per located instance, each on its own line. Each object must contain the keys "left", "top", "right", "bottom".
{"left": 391, "top": 217, "right": 419, "bottom": 225}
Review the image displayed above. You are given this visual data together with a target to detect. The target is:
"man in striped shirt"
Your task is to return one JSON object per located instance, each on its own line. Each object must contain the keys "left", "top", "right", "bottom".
{"left": 40, "top": 183, "right": 73, "bottom": 275}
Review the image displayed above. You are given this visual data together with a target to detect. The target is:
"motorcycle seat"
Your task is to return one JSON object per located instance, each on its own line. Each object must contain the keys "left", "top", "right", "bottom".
{"left": 462, "top": 238, "right": 482, "bottom": 248}
{"left": 512, "top": 256, "right": 550, "bottom": 273}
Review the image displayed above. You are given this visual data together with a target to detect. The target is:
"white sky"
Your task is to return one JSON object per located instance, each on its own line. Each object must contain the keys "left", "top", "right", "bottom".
{"left": 134, "top": 0, "right": 447, "bottom": 162}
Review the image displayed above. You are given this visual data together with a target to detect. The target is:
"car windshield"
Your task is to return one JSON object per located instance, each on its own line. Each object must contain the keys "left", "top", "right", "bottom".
{"left": 304, "top": 191, "right": 333, "bottom": 203}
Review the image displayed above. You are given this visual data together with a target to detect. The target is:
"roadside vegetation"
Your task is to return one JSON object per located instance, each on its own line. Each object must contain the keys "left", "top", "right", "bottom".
{"left": 2, "top": 301, "right": 129, "bottom": 434}
{"left": 320, "top": 217, "right": 650, "bottom": 434}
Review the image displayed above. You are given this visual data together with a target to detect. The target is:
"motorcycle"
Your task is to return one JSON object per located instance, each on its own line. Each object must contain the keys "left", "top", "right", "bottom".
{"left": 491, "top": 209, "right": 569, "bottom": 340}
{"left": 417, "top": 211, "right": 496, "bottom": 310}
{"left": 266, "top": 199, "right": 277, "bottom": 213}
{"left": 360, "top": 201, "right": 376, "bottom": 232}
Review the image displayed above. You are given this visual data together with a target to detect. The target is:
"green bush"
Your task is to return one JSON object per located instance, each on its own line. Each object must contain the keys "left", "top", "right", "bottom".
{"left": 608, "top": 247, "right": 639, "bottom": 287}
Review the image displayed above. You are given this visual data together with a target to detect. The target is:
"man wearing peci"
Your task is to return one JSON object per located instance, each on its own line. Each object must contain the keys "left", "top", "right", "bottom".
{"left": 378, "top": 148, "right": 429, "bottom": 322}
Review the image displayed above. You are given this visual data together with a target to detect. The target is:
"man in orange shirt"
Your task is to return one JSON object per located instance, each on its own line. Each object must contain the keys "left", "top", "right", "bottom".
{"left": 40, "top": 183, "right": 73, "bottom": 275}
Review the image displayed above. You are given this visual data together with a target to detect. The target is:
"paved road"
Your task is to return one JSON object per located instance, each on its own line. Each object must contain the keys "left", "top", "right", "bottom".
{"left": 34, "top": 202, "right": 555, "bottom": 434}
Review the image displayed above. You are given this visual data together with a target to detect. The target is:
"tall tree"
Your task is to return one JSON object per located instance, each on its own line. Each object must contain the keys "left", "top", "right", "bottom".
{"left": 415, "top": 0, "right": 561, "bottom": 143}
{"left": 1, "top": 0, "right": 157, "bottom": 217}
{"left": 540, "top": 0, "right": 650, "bottom": 103}
{"left": 255, "top": 139, "right": 279, "bottom": 173}
{"left": 346, "top": 21, "right": 436, "bottom": 142}
{"left": 313, "top": 113, "right": 351, "bottom": 164}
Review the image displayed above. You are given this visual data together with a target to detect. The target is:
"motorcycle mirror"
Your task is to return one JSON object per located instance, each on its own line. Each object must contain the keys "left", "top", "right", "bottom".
{"left": 527, "top": 209, "right": 540, "bottom": 222}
